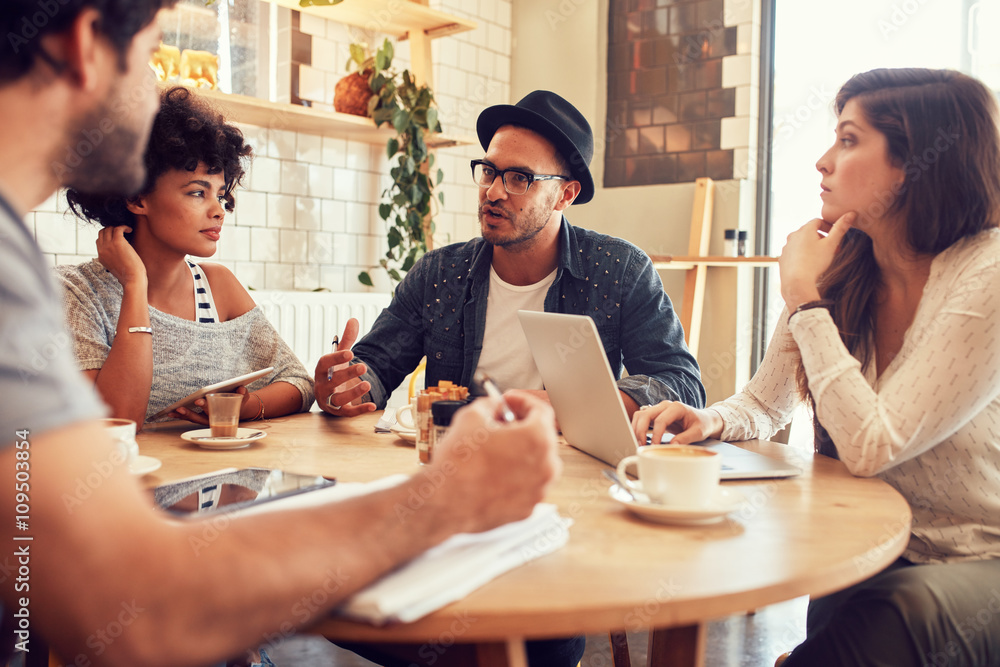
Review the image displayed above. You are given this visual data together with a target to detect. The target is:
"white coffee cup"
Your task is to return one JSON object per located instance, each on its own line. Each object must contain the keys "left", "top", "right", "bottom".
{"left": 394, "top": 398, "right": 418, "bottom": 431}
{"left": 99, "top": 418, "right": 139, "bottom": 468}
{"left": 616, "top": 445, "right": 721, "bottom": 507}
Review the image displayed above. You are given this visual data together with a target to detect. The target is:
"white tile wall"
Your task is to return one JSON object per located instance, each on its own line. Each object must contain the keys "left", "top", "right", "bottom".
{"left": 295, "top": 196, "right": 323, "bottom": 229}
{"left": 267, "top": 193, "right": 296, "bottom": 229}
{"left": 279, "top": 161, "right": 310, "bottom": 196}
{"left": 265, "top": 262, "right": 294, "bottom": 290}
{"left": 721, "top": 116, "right": 752, "bottom": 150}
{"left": 295, "top": 133, "right": 323, "bottom": 163}
{"left": 307, "top": 165, "right": 334, "bottom": 199}
{"left": 32, "top": 1, "right": 511, "bottom": 293}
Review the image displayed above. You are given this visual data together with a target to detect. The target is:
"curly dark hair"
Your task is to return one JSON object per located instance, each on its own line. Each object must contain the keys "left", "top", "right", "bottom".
{"left": 67, "top": 86, "right": 254, "bottom": 228}
{"left": 0, "top": 0, "right": 176, "bottom": 82}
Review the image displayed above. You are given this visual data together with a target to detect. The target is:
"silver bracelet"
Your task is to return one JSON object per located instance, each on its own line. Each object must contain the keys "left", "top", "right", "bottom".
{"left": 114, "top": 326, "right": 153, "bottom": 336}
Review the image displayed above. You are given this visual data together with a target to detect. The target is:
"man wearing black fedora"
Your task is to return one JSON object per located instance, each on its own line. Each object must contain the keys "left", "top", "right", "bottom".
{"left": 317, "top": 90, "right": 704, "bottom": 423}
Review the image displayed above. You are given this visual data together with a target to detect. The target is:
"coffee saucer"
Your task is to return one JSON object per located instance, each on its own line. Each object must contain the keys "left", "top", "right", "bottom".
{"left": 130, "top": 455, "right": 161, "bottom": 476}
{"left": 609, "top": 484, "right": 743, "bottom": 525}
{"left": 181, "top": 428, "right": 267, "bottom": 450}
{"left": 390, "top": 423, "right": 416, "bottom": 445}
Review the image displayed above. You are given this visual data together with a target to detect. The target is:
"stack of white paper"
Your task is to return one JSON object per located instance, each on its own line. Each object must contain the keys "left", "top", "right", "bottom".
{"left": 235, "top": 475, "right": 571, "bottom": 625}
{"left": 339, "top": 503, "right": 571, "bottom": 624}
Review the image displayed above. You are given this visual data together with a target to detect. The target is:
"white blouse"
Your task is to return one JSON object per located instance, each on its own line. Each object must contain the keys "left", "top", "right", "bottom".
{"left": 711, "top": 229, "right": 1000, "bottom": 564}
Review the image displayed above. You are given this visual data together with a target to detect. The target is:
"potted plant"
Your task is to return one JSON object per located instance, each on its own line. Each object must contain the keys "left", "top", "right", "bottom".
{"left": 338, "top": 39, "right": 443, "bottom": 288}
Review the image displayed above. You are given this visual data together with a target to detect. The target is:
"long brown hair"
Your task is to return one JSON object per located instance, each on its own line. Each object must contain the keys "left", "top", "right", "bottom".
{"left": 797, "top": 68, "right": 1000, "bottom": 456}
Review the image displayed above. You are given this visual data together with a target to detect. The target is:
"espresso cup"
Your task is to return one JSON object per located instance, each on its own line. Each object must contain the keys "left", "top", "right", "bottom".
{"left": 206, "top": 393, "right": 243, "bottom": 438}
{"left": 99, "top": 417, "right": 139, "bottom": 467}
{"left": 616, "top": 445, "right": 721, "bottom": 507}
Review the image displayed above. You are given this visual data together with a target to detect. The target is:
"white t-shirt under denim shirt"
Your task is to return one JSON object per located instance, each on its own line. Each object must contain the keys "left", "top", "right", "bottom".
{"left": 474, "top": 266, "right": 557, "bottom": 392}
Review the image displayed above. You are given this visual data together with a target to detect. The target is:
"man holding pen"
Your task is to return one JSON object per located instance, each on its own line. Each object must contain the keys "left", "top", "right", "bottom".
{"left": 0, "top": 2, "right": 564, "bottom": 664}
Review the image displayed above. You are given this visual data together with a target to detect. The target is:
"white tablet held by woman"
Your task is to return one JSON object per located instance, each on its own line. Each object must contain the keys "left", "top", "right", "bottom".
{"left": 148, "top": 367, "right": 274, "bottom": 421}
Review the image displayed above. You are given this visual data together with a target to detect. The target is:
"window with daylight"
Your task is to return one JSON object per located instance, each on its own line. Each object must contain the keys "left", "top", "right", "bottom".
{"left": 763, "top": 0, "right": 1000, "bottom": 446}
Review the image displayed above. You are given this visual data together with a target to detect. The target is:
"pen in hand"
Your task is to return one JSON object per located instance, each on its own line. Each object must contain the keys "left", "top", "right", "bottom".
{"left": 326, "top": 336, "right": 339, "bottom": 382}
{"left": 476, "top": 373, "right": 516, "bottom": 424}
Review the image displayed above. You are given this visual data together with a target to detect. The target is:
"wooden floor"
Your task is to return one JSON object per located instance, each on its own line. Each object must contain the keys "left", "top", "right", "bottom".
{"left": 263, "top": 596, "right": 808, "bottom": 667}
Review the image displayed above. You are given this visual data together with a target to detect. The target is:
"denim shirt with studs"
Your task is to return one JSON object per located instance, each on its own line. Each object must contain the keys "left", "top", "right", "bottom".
{"left": 352, "top": 217, "right": 706, "bottom": 410}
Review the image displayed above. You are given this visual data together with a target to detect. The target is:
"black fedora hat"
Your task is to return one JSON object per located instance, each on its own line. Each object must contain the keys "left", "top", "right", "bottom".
{"left": 477, "top": 90, "right": 595, "bottom": 205}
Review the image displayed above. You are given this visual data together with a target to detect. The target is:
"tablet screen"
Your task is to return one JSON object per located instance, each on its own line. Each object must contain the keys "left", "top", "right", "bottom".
{"left": 154, "top": 467, "right": 337, "bottom": 515}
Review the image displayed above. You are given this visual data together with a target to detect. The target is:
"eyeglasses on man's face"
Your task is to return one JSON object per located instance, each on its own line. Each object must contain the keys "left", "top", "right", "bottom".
{"left": 470, "top": 159, "right": 569, "bottom": 195}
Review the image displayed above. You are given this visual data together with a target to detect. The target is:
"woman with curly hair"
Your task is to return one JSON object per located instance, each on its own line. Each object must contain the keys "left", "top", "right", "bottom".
{"left": 58, "top": 86, "right": 313, "bottom": 426}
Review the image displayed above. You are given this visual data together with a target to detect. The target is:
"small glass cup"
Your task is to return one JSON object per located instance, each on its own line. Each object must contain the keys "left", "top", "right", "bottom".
{"left": 206, "top": 393, "right": 243, "bottom": 438}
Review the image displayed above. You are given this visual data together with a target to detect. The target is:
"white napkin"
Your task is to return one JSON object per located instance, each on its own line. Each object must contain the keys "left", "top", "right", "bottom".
{"left": 234, "top": 475, "right": 571, "bottom": 625}
{"left": 375, "top": 409, "right": 397, "bottom": 432}
{"left": 339, "top": 502, "right": 571, "bottom": 624}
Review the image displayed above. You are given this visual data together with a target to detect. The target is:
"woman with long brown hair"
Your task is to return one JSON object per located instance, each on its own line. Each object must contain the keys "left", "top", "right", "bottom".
{"left": 634, "top": 68, "right": 1000, "bottom": 665}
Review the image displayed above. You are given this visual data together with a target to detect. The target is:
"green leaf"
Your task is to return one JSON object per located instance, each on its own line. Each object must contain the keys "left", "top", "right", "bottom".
{"left": 413, "top": 131, "right": 427, "bottom": 158}
{"left": 348, "top": 42, "right": 366, "bottom": 67}
{"left": 426, "top": 108, "right": 438, "bottom": 133}
{"left": 407, "top": 209, "right": 423, "bottom": 230}
{"left": 383, "top": 39, "right": 394, "bottom": 63}
{"left": 358, "top": 271, "right": 374, "bottom": 287}
{"left": 379, "top": 203, "right": 392, "bottom": 220}
{"left": 392, "top": 108, "right": 410, "bottom": 134}
{"left": 438, "top": 191, "right": 445, "bottom": 205}
{"left": 372, "top": 107, "right": 393, "bottom": 126}
{"left": 375, "top": 49, "right": 388, "bottom": 71}
{"left": 417, "top": 86, "right": 432, "bottom": 107}
{"left": 388, "top": 226, "right": 403, "bottom": 248}
{"left": 401, "top": 250, "right": 417, "bottom": 272}
{"left": 436, "top": 168, "right": 444, "bottom": 185}
{"left": 386, "top": 137, "right": 399, "bottom": 158}
{"left": 388, "top": 269, "right": 402, "bottom": 282}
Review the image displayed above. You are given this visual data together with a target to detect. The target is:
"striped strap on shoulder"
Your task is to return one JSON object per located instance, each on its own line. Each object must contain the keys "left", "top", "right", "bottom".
{"left": 187, "top": 260, "right": 220, "bottom": 323}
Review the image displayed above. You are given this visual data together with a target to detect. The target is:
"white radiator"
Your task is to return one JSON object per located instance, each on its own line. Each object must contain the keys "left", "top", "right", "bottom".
{"left": 251, "top": 290, "right": 391, "bottom": 370}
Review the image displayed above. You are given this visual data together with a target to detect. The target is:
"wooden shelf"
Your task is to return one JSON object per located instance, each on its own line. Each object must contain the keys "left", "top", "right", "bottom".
{"left": 166, "top": 1, "right": 477, "bottom": 146}
{"left": 650, "top": 255, "right": 778, "bottom": 270}
{"left": 266, "top": 0, "right": 477, "bottom": 39}
{"left": 177, "top": 86, "right": 475, "bottom": 148}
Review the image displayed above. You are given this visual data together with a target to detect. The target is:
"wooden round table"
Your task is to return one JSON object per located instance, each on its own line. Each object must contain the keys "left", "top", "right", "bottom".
{"left": 137, "top": 411, "right": 912, "bottom": 667}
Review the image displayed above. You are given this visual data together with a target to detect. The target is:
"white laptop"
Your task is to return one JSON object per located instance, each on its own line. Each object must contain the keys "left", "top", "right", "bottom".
{"left": 517, "top": 311, "right": 801, "bottom": 480}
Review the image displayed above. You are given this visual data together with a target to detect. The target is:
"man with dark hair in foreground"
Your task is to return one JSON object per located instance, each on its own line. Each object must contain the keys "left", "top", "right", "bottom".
{"left": 0, "top": 2, "right": 562, "bottom": 664}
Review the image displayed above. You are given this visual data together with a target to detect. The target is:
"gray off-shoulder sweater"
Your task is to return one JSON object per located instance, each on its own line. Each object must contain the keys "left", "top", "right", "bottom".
{"left": 56, "top": 259, "right": 314, "bottom": 422}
